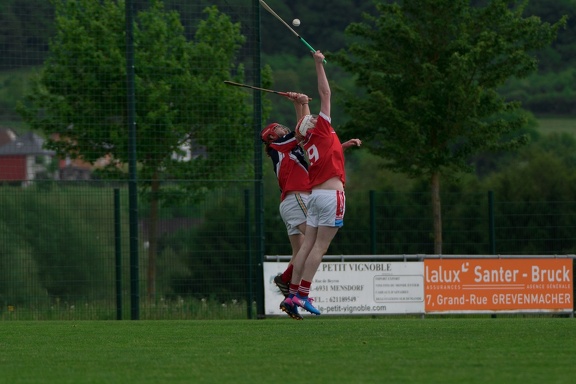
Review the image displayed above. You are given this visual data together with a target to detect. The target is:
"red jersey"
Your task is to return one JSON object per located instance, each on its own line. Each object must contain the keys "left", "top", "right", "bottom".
{"left": 268, "top": 132, "right": 311, "bottom": 201}
{"left": 301, "top": 113, "right": 345, "bottom": 188}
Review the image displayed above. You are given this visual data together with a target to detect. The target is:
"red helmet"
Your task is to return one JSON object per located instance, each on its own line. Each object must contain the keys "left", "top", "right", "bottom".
{"left": 260, "top": 123, "right": 281, "bottom": 143}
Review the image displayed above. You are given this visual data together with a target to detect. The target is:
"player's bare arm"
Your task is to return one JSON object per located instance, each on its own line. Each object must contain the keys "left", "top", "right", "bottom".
{"left": 342, "top": 139, "right": 362, "bottom": 151}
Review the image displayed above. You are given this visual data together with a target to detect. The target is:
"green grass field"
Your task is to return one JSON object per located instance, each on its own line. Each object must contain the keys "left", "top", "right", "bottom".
{"left": 2, "top": 317, "right": 575, "bottom": 383}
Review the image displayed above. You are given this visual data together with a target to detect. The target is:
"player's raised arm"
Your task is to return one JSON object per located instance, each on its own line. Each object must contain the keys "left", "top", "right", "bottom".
{"left": 314, "top": 50, "right": 330, "bottom": 118}
{"left": 284, "top": 92, "right": 311, "bottom": 122}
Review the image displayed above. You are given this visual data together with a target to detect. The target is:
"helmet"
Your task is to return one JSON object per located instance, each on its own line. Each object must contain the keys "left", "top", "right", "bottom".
{"left": 296, "top": 114, "right": 316, "bottom": 137}
{"left": 261, "top": 123, "right": 289, "bottom": 143}
{"left": 261, "top": 123, "right": 280, "bottom": 143}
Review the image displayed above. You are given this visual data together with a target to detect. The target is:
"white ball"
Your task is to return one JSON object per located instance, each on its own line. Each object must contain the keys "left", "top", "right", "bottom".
{"left": 292, "top": 19, "right": 300, "bottom": 27}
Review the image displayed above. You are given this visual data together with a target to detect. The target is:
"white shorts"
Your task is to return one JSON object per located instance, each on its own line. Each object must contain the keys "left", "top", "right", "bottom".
{"left": 306, "top": 189, "right": 345, "bottom": 228}
{"left": 280, "top": 193, "right": 309, "bottom": 235}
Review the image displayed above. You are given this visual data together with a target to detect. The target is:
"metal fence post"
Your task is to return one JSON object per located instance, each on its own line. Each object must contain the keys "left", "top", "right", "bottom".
{"left": 370, "top": 190, "right": 376, "bottom": 254}
{"left": 253, "top": 0, "right": 265, "bottom": 319}
{"left": 245, "top": 189, "right": 253, "bottom": 319}
{"left": 114, "top": 188, "right": 122, "bottom": 320}
{"left": 126, "top": 0, "right": 139, "bottom": 320}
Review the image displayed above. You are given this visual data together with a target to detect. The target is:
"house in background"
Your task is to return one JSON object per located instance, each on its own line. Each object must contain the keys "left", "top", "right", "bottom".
{"left": 1, "top": 127, "right": 198, "bottom": 185}
{"left": 0, "top": 128, "right": 55, "bottom": 186}
{"left": 49, "top": 132, "right": 108, "bottom": 181}
{"left": 0, "top": 128, "right": 111, "bottom": 185}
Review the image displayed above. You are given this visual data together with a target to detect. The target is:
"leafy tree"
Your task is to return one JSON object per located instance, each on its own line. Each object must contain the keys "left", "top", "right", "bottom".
{"left": 18, "top": 0, "right": 254, "bottom": 300}
{"left": 524, "top": 0, "right": 576, "bottom": 71}
{"left": 0, "top": 0, "right": 55, "bottom": 70}
{"left": 332, "top": 0, "right": 567, "bottom": 254}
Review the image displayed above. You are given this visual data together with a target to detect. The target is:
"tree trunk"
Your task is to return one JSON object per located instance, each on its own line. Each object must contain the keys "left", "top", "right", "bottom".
{"left": 431, "top": 171, "right": 442, "bottom": 255}
{"left": 147, "top": 173, "right": 160, "bottom": 302}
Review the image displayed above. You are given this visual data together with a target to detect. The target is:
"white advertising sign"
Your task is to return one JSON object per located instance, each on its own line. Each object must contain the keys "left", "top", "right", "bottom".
{"left": 264, "top": 260, "right": 425, "bottom": 316}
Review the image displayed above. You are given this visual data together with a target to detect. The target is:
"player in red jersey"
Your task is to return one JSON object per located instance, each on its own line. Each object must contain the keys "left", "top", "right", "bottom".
{"left": 261, "top": 92, "right": 311, "bottom": 319}
{"left": 281, "top": 50, "right": 362, "bottom": 317}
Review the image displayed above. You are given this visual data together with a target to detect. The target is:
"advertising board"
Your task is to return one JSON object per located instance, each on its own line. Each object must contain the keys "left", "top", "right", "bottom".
{"left": 264, "top": 257, "right": 574, "bottom": 316}
{"left": 424, "top": 258, "right": 573, "bottom": 313}
{"left": 264, "top": 261, "right": 425, "bottom": 316}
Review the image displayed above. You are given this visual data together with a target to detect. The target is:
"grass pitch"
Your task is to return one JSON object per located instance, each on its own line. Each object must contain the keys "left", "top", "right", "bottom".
{"left": 2, "top": 317, "right": 575, "bottom": 383}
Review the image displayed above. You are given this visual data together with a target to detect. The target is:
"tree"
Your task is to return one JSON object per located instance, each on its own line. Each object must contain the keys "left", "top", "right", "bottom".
{"left": 332, "top": 0, "right": 567, "bottom": 254}
{"left": 0, "top": 0, "right": 55, "bottom": 70}
{"left": 18, "top": 0, "right": 254, "bottom": 300}
{"left": 524, "top": 0, "right": 576, "bottom": 72}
